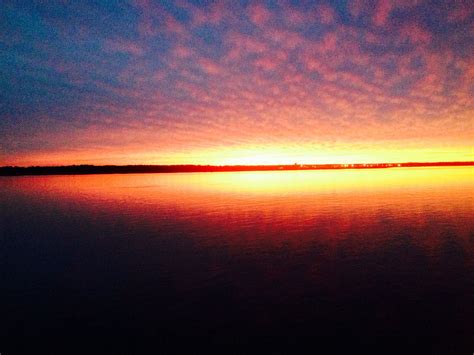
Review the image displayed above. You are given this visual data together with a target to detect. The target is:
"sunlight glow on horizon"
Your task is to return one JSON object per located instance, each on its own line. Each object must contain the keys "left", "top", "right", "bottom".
{"left": 3, "top": 144, "right": 472, "bottom": 167}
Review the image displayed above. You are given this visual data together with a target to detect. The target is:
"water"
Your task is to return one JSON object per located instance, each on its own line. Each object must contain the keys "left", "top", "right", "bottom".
{"left": 1, "top": 167, "right": 473, "bottom": 349}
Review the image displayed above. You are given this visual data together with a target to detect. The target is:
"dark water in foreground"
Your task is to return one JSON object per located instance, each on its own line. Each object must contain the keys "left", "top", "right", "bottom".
{"left": 1, "top": 167, "right": 473, "bottom": 350}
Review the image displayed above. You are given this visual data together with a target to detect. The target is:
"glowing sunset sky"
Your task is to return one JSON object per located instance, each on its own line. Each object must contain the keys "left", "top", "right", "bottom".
{"left": 1, "top": 0, "right": 473, "bottom": 166}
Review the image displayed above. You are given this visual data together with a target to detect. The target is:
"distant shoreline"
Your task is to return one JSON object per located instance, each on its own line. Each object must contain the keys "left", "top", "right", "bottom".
{"left": 0, "top": 161, "right": 472, "bottom": 176}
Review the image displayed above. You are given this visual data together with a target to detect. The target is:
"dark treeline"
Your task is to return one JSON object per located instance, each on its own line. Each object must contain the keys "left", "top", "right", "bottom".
{"left": 0, "top": 161, "right": 472, "bottom": 176}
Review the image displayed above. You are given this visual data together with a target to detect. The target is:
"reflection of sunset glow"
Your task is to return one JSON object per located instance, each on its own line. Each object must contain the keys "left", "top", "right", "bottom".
{"left": 6, "top": 166, "right": 472, "bottom": 200}
{"left": 3, "top": 167, "right": 472, "bottom": 253}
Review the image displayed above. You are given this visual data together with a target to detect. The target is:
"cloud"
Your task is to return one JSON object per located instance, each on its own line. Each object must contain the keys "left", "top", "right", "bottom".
{"left": 318, "top": 3, "right": 337, "bottom": 25}
{"left": 373, "top": 0, "right": 393, "bottom": 26}
{"left": 447, "top": 1, "right": 473, "bottom": 22}
{"left": 1, "top": 0, "right": 473, "bottom": 165}
{"left": 248, "top": 3, "right": 272, "bottom": 26}
{"left": 198, "top": 58, "right": 221, "bottom": 75}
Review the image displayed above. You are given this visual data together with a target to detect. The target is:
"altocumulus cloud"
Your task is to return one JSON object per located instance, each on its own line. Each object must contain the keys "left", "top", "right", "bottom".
{"left": 1, "top": 0, "right": 473, "bottom": 165}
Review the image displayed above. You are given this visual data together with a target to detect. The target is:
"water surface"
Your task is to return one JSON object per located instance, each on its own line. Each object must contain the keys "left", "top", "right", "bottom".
{"left": 1, "top": 167, "right": 473, "bottom": 346}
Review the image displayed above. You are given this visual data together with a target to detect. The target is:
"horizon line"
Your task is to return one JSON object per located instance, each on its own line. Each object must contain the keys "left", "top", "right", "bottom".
{"left": 1, "top": 161, "right": 473, "bottom": 176}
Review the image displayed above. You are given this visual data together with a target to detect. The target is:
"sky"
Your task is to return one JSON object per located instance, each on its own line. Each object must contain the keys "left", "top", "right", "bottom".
{"left": 1, "top": 0, "right": 473, "bottom": 166}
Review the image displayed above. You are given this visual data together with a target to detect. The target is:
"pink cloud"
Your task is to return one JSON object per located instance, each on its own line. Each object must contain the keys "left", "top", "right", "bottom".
{"left": 226, "top": 31, "right": 268, "bottom": 58}
{"left": 399, "top": 23, "right": 432, "bottom": 44}
{"left": 266, "top": 29, "right": 303, "bottom": 49}
{"left": 133, "top": 0, "right": 187, "bottom": 38}
{"left": 282, "top": 7, "right": 310, "bottom": 27}
{"left": 198, "top": 58, "right": 221, "bottom": 75}
{"left": 447, "top": 2, "right": 473, "bottom": 22}
{"left": 171, "top": 45, "right": 193, "bottom": 58}
{"left": 320, "top": 32, "right": 337, "bottom": 51}
{"left": 248, "top": 3, "right": 272, "bottom": 26}
{"left": 348, "top": 0, "right": 364, "bottom": 19}
{"left": 254, "top": 51, "right": 288, "bottom": 71}
{"left": 164, "top": 15, "right": 185, "bottom": 35}
{"left": 254, "top": 57, "right": 278, "bottom": 71}
{"left": 365, "top": 31, "right": 384, "bottom": 45}
{"left": 191, "top": 2, "right": 227, "bottom": 26}
{"left": 243, "top": 37, "right": 268, "bottom": 53}
{"left": 318, "top": 4, "right": 336, "bottom": 25}
{"left": 373, "top": 0, "right": 393, "bottom": 26}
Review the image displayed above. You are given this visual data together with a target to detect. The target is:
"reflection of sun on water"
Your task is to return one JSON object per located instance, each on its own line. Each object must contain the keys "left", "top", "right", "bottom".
{"left": 2, "top": 166, "right": 471, "bottom": 254}
{"left": 3, "top": 166, "right": 472, "bottom": 252}
{"left": 12, "top": 166, "right": 471, "bottom": 198}
{"left": 163, "top": 166, "right": 474, "bottom": 195}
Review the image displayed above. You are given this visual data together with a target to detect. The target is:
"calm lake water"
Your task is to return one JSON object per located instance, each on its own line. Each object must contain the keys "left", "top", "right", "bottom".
{"left": 1, "top": 167, "right": 473, "bottom": 349}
